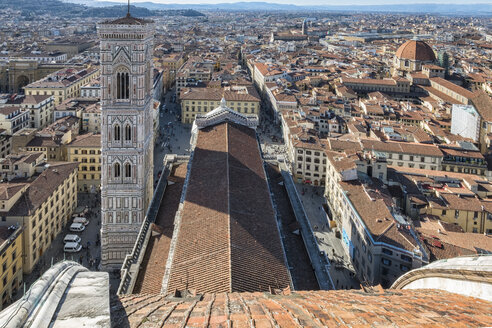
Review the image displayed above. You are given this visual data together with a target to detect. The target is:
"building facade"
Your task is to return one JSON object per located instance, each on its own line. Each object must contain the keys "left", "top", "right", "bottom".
{"left": 425, "top": 194, "right": 492, "bottom": 234}
{"left": 24, "top": 67, "right": 99, "bottom": 106}
{"left": 80, "top": 80, "right": 101, "bottom": 99}
{"left": 0, "top": 133, "right": 11, "bottom": 159}
{"left": 340, "top": 77, "right": 411, "bottom": 95}
{"left": 291, "top": 142, "right": 327, "bottom": 186}
{"left": 0, "top": 107, "right": 29, "bottom": 135}
{"left": 82, "top": 103, "right": 101, "bottom": 133}
{"left": 360, "top": 140, "right": 443, "bottom": 171}
{"left": 324, "top": 151, "right": 427, "bottom": 287}
{"left": 0, "top": 162, "right": 78, "bottom": 274}
{"left": 98, "top": 15, "right": 155, "bottom": 269}
{"left": 180, "top": 86, "right": 260, "bottom": 124}
{"left": 0, "top": 225, "right": 23, "bottom": 310}
{"left": 21, "top": 95, "right": 54, "bottom": 130}
{"left": 66, "top": 133, "right": 102, "bottom": 192}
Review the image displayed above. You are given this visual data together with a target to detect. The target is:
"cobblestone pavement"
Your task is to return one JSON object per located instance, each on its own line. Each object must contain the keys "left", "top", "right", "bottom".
{"left": 19, "top": 192, "right": 104, "bottom": 300}
{"left": 295, "top": 183, "right": 361, "bottom": 290}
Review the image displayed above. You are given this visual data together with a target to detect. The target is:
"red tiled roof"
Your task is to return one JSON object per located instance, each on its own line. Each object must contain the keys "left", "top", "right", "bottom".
{"left": 114, "top": 289, "right": 492, "bottom": 328}
{"left": 430, "top": 77, "right": 476, "bottom": 100}
{"left": 5, "top": 162, "right": 78, "bottom": 216}
{"left": 180, "top": 87, "right": 260, "bottom": 102}
{"left": 133, "top": 163, "right": 188, "bottom": 294}
{"left": 342, "top": 77, "right": 398, "bottom": 86}
{"left": 470, "top": 91, "right": 492, "bottom": 122}
{"left": 165, "top": 122, "right": 290, "bottom": 294}
{"left": 361, "top": 139, "right": 443, "bottom": 157}
{"left": 67, "top": 133, "right": 101, "bottom": 148}
{"left": 395, "top": 40, "right": 436, "bottom": 61}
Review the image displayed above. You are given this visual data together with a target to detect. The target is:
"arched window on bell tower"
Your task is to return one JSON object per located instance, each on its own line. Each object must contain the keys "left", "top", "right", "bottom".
{"left": 125, "top": 124, "right": 132, "bottom": 141}
{"left": 125, "top": 163, "right": 132, "bottom": 178}
{"left": 115, "top": 68, "right": 130, "bottom": 100}
{"left": 114, "top": 163, "right": 121, "bottom": 178}
{"left": 114, "top": 124, "right": 121, "bottom": 141}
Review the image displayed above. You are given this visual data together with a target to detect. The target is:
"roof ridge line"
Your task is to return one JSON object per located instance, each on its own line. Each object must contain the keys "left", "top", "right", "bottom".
{"left": 376, "top": 221, "right": 395, "bottom": 241}
{"left": 226, "top": 123, "right": 232, "bottom": 293}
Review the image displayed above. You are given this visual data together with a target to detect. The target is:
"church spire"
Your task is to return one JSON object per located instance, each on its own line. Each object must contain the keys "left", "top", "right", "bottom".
{"left": 127, "top": 0, "right": 131, "bottom": 17}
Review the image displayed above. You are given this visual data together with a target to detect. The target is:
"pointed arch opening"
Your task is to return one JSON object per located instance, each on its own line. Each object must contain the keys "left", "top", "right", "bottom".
{"left": 114, "top": 162, "right": 121, "bottom": 178}
{"left": 125, "top": 124, "right": 132, "bottom": 141}
{"left": 115, "top": 67, "right": 130, "bottom": 100}
{"left": 114, "top": 124, "right": 121, "bottom": 141}
{"left": 125, "top": 163, "right": 132, "bottom": 178}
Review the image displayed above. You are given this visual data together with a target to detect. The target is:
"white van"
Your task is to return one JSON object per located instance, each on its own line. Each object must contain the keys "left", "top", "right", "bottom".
{"left": 64, "top": 234, "right": 81, "bottom": 244}
{"left": 69, "top": 223, "right": 85, "bottom": 232}
{"left": 64, "top": 242, "right": 82, "bottom": 253}
{"left": 73, "top": 217, "right": 89, "bottom": 226}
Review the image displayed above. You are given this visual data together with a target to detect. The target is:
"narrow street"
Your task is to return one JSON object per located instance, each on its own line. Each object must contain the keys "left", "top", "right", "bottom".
{"left": 256, "top": 105, "right": 360, "bottom": 290}
{"left": 153, "top": 87, "right": 191, "bottom": 182}
{"left": 295, "top": 184, "right": 360, "bottom": 290}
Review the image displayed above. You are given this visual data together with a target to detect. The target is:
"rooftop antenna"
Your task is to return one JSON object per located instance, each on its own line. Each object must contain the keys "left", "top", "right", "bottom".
{"left": 127, "top": 0, "right": 131, "bottom": 17}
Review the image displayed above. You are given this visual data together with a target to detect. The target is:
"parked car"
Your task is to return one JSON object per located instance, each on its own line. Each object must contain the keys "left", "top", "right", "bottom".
{"left": 73, "top": 217, "right": 89, "bottom": 226}
{"left": 64, "top": 242, "right": 82, "bottom": 253}
{"left": 69, "top": 223, "right": 85, "bottom": 232}
{"left": 64, "top": 234, "right": 81, "bottom": 244}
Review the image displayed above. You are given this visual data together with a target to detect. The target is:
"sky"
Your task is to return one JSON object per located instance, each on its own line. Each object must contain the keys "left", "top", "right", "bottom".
{"left": 101, "top": 0, "right": 488, "bottom": 5}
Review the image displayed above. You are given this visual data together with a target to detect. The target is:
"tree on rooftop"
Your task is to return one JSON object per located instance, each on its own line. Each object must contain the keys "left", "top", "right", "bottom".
{"left": 438, "top": 51, "right": 450, "bottom": 77}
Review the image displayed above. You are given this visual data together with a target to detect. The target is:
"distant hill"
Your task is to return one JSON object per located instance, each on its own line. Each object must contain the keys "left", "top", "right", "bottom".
{"left": 3, "top": 0, "right": 86, "bottom": 16}
{"left": 1, "top": 0, "right": 205, "bottom": 18}
{"left": 64, "top": 1, "right": 492, "bottom": 15}
{"left": 82, "top": 5, "right": 155, "bottom": 17}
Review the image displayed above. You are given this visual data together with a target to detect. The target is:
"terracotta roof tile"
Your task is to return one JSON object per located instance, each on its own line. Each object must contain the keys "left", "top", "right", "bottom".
{"left": 166, "top": 122, "right": 290, "bottom": 294}
{"left": 180, "top": 87, "right": 260, "bottom": 102}
{"left": 395, "top": 40, "right": 436, "bottom": 62}
{"left": 133, "top": 163, "right": 188, "bottom": 294}
{"left": 430, "top": 77, "right": 475, "bottom": 100}
{"left": 115, "top": 289, "right": 492, "bottom": 328}
{"left": 5, "top": 162, "right": 78, "bottom": 216}
{"left": 470, "top": 91, "right": 492, "bottom": 122}
{"left": 339, "top": 180, "right": 419, "bottom": 252}
{"left": 67, "top": 133, "right": 101, "bottom": 148}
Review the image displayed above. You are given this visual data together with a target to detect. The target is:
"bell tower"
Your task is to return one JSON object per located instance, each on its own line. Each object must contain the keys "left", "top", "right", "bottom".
{"left": 97, "top": 12, "right": 155, "bottom": 269}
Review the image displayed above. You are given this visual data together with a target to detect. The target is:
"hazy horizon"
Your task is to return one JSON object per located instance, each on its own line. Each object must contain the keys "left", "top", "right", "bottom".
{"left": 100, "top": 0, "right": 491, "bottom": 6}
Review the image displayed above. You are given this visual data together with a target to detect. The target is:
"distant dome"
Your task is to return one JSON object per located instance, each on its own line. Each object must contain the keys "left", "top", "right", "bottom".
{"left": 395, "top": 40, "right": 436, "bottom": 62}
